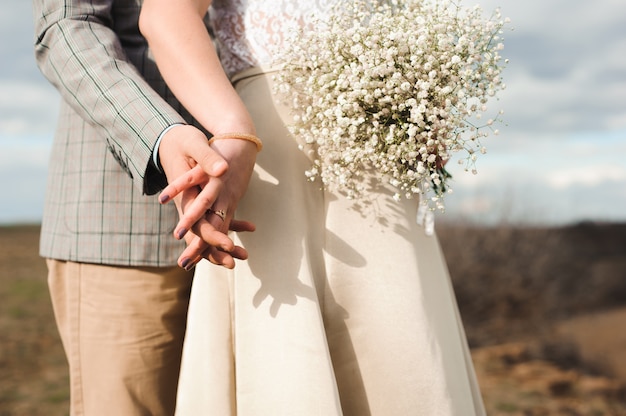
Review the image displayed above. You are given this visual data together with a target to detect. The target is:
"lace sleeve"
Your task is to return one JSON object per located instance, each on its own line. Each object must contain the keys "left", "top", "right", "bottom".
{"left": 210, "top": 0, "right": 333, "bottom": 76}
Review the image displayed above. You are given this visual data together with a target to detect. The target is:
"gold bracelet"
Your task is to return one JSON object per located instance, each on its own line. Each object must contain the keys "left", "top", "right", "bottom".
{"left": 208, "top": 133, "right": 263, "bottom": 152}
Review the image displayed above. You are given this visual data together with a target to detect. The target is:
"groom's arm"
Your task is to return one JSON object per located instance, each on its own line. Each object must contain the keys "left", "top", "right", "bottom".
{"left": 32, "top": 0, "right": 203, "bottom": 194}
{"left": 33, "top": 0, "right": 252, "bottom": 267}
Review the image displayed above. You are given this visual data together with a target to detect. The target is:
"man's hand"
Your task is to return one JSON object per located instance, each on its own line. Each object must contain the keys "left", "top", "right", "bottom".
{"left": 158, "top": 124, "right": 255, "bottom": 269}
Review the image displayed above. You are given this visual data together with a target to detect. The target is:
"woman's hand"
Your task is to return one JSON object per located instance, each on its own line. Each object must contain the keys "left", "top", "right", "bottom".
{"left": 140, "top": 0, "right": 259, "bottom": 268}
{"left": 159, "top": 131, "right": 259, "bottom": 269}
{"left": 177, "top": 214, "right": 255, "bottom": 270}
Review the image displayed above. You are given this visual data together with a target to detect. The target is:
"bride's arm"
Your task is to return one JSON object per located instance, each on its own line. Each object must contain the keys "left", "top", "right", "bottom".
{"left": 139, "top": 0, "right": 259, "bottom": 269}
{"left": 139, "top": 0, "right": 255, "bottom": 135}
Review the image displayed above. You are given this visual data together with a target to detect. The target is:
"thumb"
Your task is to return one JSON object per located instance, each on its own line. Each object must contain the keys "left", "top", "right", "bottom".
{"left": 193, "top": 139, "right": 229, "bottom": 177}
{"left": 160, "top": 125, "right": 229, "bottom": 178}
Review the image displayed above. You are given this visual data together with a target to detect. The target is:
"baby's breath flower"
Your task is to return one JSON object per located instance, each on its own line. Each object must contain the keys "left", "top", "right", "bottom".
{"left": 273, "top": 0, "right": 509, "bottom": 215}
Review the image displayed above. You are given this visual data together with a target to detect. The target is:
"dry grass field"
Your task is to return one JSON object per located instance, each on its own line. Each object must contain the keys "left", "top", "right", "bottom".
{"left": 439, "top": 222, "right": 626, "bottom": 415}
{"left": 0, "top": 225, "right": 68, "bottom": 415}
{"left": 1, "top": 222, "right": 625, "bottom": 415}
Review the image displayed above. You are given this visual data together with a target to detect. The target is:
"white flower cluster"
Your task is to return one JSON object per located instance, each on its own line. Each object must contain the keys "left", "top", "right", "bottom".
{"left": 274, "top": 0, "right": 509, "bottom": 213}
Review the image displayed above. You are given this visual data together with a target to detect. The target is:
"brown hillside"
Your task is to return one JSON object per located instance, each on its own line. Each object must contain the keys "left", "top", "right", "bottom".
{"left": 438, "top": 222, "right": 626, "bottom": 346}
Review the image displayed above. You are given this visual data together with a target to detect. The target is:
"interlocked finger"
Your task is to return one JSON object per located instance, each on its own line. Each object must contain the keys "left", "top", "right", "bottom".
{"left": 207, "top": 208, "right": 226, "bottom": 222}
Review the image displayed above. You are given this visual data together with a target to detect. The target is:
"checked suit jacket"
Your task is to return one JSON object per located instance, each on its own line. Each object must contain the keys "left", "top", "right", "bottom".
{"left": 33, "top": 0, "right": 206, "bottom": 267}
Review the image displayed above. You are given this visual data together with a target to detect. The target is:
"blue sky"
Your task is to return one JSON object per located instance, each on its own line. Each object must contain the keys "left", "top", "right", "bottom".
{"left": 1, "top": 0, "right": 625, "bottom": 226}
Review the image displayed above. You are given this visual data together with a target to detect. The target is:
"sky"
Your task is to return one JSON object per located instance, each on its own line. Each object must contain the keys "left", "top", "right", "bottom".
{"left": 1, "top": 0, "right": 625, "bottom": 226}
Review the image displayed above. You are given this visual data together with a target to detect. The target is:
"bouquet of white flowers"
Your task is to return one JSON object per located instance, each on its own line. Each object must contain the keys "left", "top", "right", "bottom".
{"left": 273, "top": 0, "right": 509, "bottom": 232}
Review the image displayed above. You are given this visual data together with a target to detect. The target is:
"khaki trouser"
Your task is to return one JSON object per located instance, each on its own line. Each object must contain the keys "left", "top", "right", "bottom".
{"left": 47, "top": 259, "right": 193, "bottom": 416}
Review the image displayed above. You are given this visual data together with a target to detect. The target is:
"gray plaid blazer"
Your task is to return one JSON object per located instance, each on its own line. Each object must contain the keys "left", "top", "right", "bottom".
{"left": 33, "top": 0, "right": 203, "bottom": 267}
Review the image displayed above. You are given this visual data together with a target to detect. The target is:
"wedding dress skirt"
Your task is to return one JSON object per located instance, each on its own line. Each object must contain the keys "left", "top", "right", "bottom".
{"left": 175, "top": 67, "right": 486, "bottom": 416}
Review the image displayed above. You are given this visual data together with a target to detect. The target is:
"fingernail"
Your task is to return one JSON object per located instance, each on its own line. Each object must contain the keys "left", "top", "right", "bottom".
{"left": 176, "top": 228, "right": 188, "bottom": 239}
{"left": 159, "top": 194, "right": 170, "bottom": 204}
{"left": 181, "top": 258, "right": 191, "bottom": 269}
{"left": 184, "top": 260, "right": 196, "bottom": 271}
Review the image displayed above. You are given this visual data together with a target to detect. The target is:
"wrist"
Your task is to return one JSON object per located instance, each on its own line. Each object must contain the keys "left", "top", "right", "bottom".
{"left": 153, "top": 123, "right": 186, "bottom": 172}
{"left": 158, "top": 124, "right": 211, "bottom": 177}
{"left": 208, "top": 133, "right": 263, "bottom": 152}
{"left": 209, "top": 114, "right": 256, "bottom": 138}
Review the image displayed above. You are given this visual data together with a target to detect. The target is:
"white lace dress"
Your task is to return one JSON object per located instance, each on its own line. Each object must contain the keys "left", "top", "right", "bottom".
{"left": 175, "top": 1, "right": 486, "bottom": 415}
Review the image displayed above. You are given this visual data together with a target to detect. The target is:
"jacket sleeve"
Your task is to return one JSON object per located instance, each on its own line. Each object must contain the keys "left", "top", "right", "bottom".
{"left": 32, "top": 0, "right": 187, "bottom": 194}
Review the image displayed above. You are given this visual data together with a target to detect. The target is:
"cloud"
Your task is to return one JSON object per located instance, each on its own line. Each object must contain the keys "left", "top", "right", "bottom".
{"left": 0, "top": 1, "right": 39, "bottom": 76}
{"left": 0, "top": 0, "right": 61, "bottom": 139}
{"left": 546, "top": 165, "right": 626, "bottom": 189}
{"left": 0, "top": 136, "right": 51, "bottom": 167}
{"left": 481, "top": 0, "right": 626, "bottom": 135}
{"left": 442, "top": 126, "right": 626, "bottom": 225}
{"left": 0, "top": 80, "right": 60, "bottom": 137}
{"left": 444, "top": 170, "right": 626, "bottom": 226}
{"left": 2, "top": 0, "right": 626, "bottom": 226}
{"left": 480, "top": 0, "right": 626, "bottom": 40}
{"left": 0, "top": 137, "right": 50, "bottom": 224}
{"left": 0, "top": 167, "right": 48, "bottom": 224}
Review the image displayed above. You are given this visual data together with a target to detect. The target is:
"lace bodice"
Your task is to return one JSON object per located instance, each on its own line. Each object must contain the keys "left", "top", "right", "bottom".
{"left": 210, "top": 0, "right": 334, "bottom": 76}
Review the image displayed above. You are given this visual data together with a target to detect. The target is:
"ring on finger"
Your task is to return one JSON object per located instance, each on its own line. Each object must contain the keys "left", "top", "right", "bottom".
{"left": 208, "top": 208, "right": 226, "bottom": 221}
